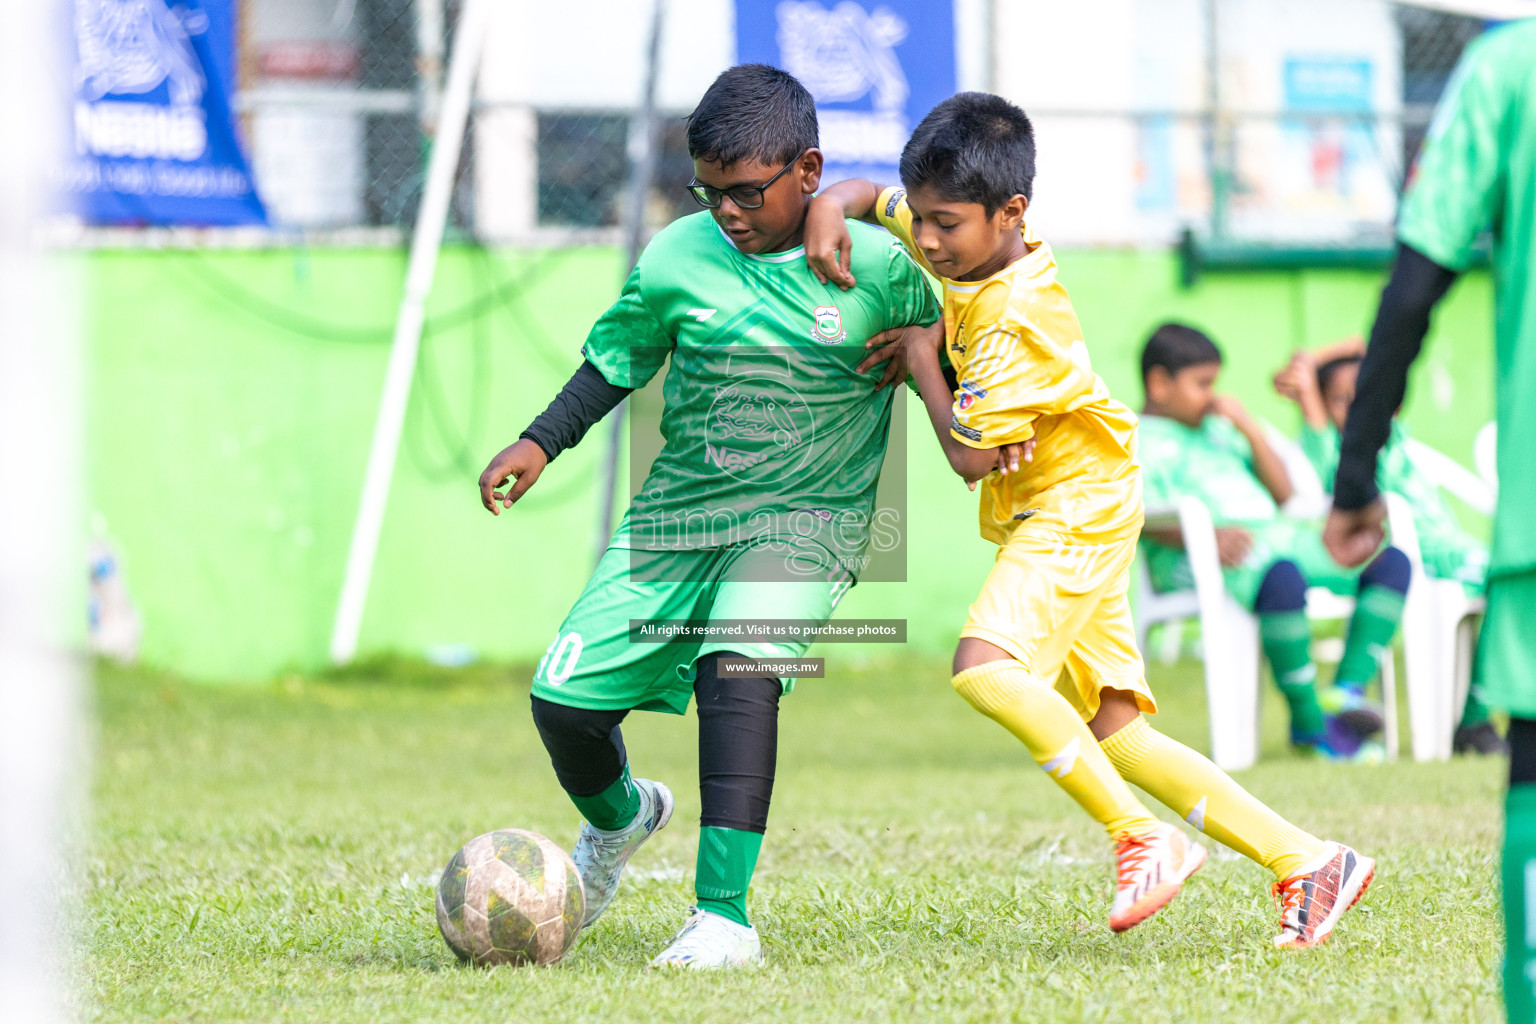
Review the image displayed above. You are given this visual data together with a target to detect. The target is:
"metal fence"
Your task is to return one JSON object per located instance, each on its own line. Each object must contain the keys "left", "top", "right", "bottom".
{"left": 208, "top": 0, "right": 1490, "bottom": 247}
{"left": 1196, "top": 1, "right": 1487, "bottom": 254}
{"left": 237, "top": 0, "right": 688, "bottom": 242}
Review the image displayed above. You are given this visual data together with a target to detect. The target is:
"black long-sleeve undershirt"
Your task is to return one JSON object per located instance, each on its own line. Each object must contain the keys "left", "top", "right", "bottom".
{"left": 1333, "top": 242, "right": 1459, "bottom": 511}
{"left": 519, "top": 359, "right": 633, "bottom": 463}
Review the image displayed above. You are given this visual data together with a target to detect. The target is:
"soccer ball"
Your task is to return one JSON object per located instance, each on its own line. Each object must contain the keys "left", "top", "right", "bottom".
{"left": 435, "top": 828, "right": 586, "bottom": 966}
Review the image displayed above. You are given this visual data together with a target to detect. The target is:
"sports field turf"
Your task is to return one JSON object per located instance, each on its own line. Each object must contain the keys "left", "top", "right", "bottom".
{"left": 83, "top": 654, "right": 1501, "bottom": 1023}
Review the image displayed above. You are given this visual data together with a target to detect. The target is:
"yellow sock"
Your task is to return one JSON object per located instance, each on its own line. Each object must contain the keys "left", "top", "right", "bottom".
{"left": 952, "top": 661, "right": 1162, "bottom": 840}
{"left": 1099, "top": 717, "right": 1327, "bottom": 879}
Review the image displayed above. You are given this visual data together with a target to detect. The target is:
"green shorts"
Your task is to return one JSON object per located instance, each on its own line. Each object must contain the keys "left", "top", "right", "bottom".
{"left": 1146, "top": 518, "right": 1366, "bottom": 609}
{"left": 530, "top": 540, "right": 853, "bottom": 716}
{"left": 1481, "top": 569, "right": 1536, "bottom": 718}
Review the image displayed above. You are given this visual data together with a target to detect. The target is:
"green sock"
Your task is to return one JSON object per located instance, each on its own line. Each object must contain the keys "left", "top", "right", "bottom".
{"left": 695, "top": 826, "right": 764, "bottom": 928}
{"left": 1504, "top": 784, "right": 1536, "bottom": 1023}
{"left": 1260, "top": 609, "right": 1325, "bottom": 738}
{"left": 1336, "top": 586, "right": 1406, "bottom": 690}
{"left": 570, "top": 765, "right": 640, "bottom": 832}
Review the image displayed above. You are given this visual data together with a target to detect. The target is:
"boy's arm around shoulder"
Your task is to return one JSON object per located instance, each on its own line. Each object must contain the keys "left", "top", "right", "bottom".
{"left": 853, "top": 224, "right": 944, "bottom": 388}
{"left": 805, "top": 179, "right": 887, "bottom": 290}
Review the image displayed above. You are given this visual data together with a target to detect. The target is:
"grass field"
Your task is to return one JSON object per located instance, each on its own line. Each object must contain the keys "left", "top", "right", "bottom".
{"left": 82, "top": 654, "right": 1503, "bottom": 1023}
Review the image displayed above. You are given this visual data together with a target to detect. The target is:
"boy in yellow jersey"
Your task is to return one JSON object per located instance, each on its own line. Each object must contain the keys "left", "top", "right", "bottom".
{"left": 805, "top": 93, "right": 1375, "bottom": 947}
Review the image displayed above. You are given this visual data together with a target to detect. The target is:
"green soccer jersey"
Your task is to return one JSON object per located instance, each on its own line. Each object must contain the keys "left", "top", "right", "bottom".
{"left": 1301, "top": 420, "right": 1488, "bottom": 588}
{"left": 1138, "top": 413, "right": 1279, "bottom": 525}
{"left": 1397, "top": 18, "right": 1536, "bottom": 576}
{"left": 580, "top": 211, "right": 940, "bottom": 576}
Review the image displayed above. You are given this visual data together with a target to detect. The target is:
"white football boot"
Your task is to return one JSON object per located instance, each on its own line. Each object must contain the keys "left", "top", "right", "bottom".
{"left": 572, "top": 777, "right": 674, "bottom": 926}
{"left": 1271, "top": 841, "right": 1376, "bottom": 949}
{"left": 650, "top": 907, "right": 764, "bottom": 969}
{"left": 1108, "top": 822, "right": 1208, "bottom": 932}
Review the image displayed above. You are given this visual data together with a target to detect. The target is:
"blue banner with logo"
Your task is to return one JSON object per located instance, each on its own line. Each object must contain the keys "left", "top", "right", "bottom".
{"left": 736, "top": 0, "right": 956, "bottom": 186}
{"left": 64, "top": 0, "right": 266, "bottom": 226}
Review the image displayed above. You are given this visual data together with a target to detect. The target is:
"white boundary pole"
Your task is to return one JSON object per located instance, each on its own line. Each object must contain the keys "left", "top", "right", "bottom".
{"left": 331, "top": 0, "right": 491, "bottom": 663}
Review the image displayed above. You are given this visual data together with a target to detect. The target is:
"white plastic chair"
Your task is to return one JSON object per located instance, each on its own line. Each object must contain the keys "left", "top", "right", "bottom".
{"left": 1133, "top": 424, "right": 1397, "bottom": 769}
{"left": 1147, "top": 497, "right": 1264, "bottom": 771}
{"left": 1389, "top": 442, "right": 1492, "bottom": 761}
{"left": 1134, "top": 425, "right": 1496, "bottom": 766}
{"left": 1133, "top": 553, "right": 1198, "bottom": 666}
{"left": 1303, "top": 429, "right": 1490, "bottom": 760}
{"left": 1133, "top": 421, "right": 1326, "bottom": 669}
{"left": 1136, "top": 495, "right": 1399, "bottom": 772}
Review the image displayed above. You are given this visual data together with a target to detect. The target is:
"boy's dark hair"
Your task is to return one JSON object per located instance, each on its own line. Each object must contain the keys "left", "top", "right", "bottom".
{"left": 898, "top": 92, "right": 1036, "bottom": 212}
{"left": 1141, "top": 322, "right": 1223, "bottom": 381}
{"left": 1316, "top": 354, "right": 1363, "bottom": 397}
{"left": 686, "top": 64, "right": 818, "bottom": 167}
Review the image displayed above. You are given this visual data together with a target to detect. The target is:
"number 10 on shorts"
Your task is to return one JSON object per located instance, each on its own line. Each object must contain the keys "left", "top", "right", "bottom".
{"left": 537, "top": 632, "right": 583, "bottom": 686}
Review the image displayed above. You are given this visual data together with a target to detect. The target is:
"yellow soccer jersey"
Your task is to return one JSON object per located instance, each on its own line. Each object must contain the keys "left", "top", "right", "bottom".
{"left": 876, "top": 186, "right": 1143, "bottom": 544}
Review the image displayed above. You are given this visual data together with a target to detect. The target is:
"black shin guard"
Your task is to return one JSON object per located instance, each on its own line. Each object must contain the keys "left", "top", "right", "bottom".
{"left": 693, "top": 653, "right": 781, "bottom": 833}
{"left": 530, "top": 695, "right": 630, "bottom": 797}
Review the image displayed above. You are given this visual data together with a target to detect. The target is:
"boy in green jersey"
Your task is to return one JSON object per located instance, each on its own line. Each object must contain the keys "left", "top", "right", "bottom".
{"left": 1275, "top": 341, "right": 1503, "bottom": 755}
{"left": 1322, "top": 22, "right": 1536, "bottom": 1019}
{"left": 1137, "top": 323, "right": 1410, "bottom": 760}
{"left": 477, "top": 65, "right": 948, "bottom": 969}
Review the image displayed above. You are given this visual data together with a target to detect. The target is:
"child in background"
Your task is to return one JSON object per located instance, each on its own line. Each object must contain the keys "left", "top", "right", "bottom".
{"left": 1275, "top": 341, "right": 1505, "bottom": 755}
{"left": 1138, "top": 323, "right": 1408, "bottom": 760}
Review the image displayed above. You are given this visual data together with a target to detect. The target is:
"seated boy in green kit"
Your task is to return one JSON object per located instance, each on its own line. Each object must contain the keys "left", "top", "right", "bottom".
{"left": 1274, "top": 341, "right": 1504, "bottom": 755}
{"left": 1138, "top": 323, "right": 1407, "bottom": 760}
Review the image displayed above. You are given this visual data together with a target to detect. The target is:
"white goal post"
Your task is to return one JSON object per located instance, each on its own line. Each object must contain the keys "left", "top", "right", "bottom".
{"left": 0, "top": 1, "right": 82, "bottom": 1022}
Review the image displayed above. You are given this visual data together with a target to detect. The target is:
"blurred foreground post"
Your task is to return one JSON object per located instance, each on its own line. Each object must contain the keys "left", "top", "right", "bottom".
{"left": 331, "top": 0, "right": 492, "bottom": 663}
{"left": 0, "top": 0, "right": 82, "bottom": 1021}
{"left": 593, "top": 0, "right": 666, "bottom": 567}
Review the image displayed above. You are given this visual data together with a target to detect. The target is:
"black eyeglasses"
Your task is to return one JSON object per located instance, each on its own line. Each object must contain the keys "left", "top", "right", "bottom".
{"left": 686, "top": 152, "right": 805, "bottom": 210}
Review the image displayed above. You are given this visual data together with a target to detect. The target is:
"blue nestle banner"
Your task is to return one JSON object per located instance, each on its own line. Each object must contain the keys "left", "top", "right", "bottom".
{"left": 64, "top": 0, "right": 266, "bottom": 226}
{"left": 736, "top": 0, "right": 956, "bottom": 187}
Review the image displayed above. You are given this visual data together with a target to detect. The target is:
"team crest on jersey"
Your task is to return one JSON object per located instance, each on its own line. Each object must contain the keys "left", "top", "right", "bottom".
{"left": 811, "top": 305, "right": 846, "bottom": 345}
{"left": 957, "top": 380, "right": 987, "bottom": 411}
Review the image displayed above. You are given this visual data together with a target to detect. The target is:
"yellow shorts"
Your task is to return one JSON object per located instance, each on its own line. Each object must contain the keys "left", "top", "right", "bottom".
{"left": 960, "top": 526, "right": 1156, "bottom": 721}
